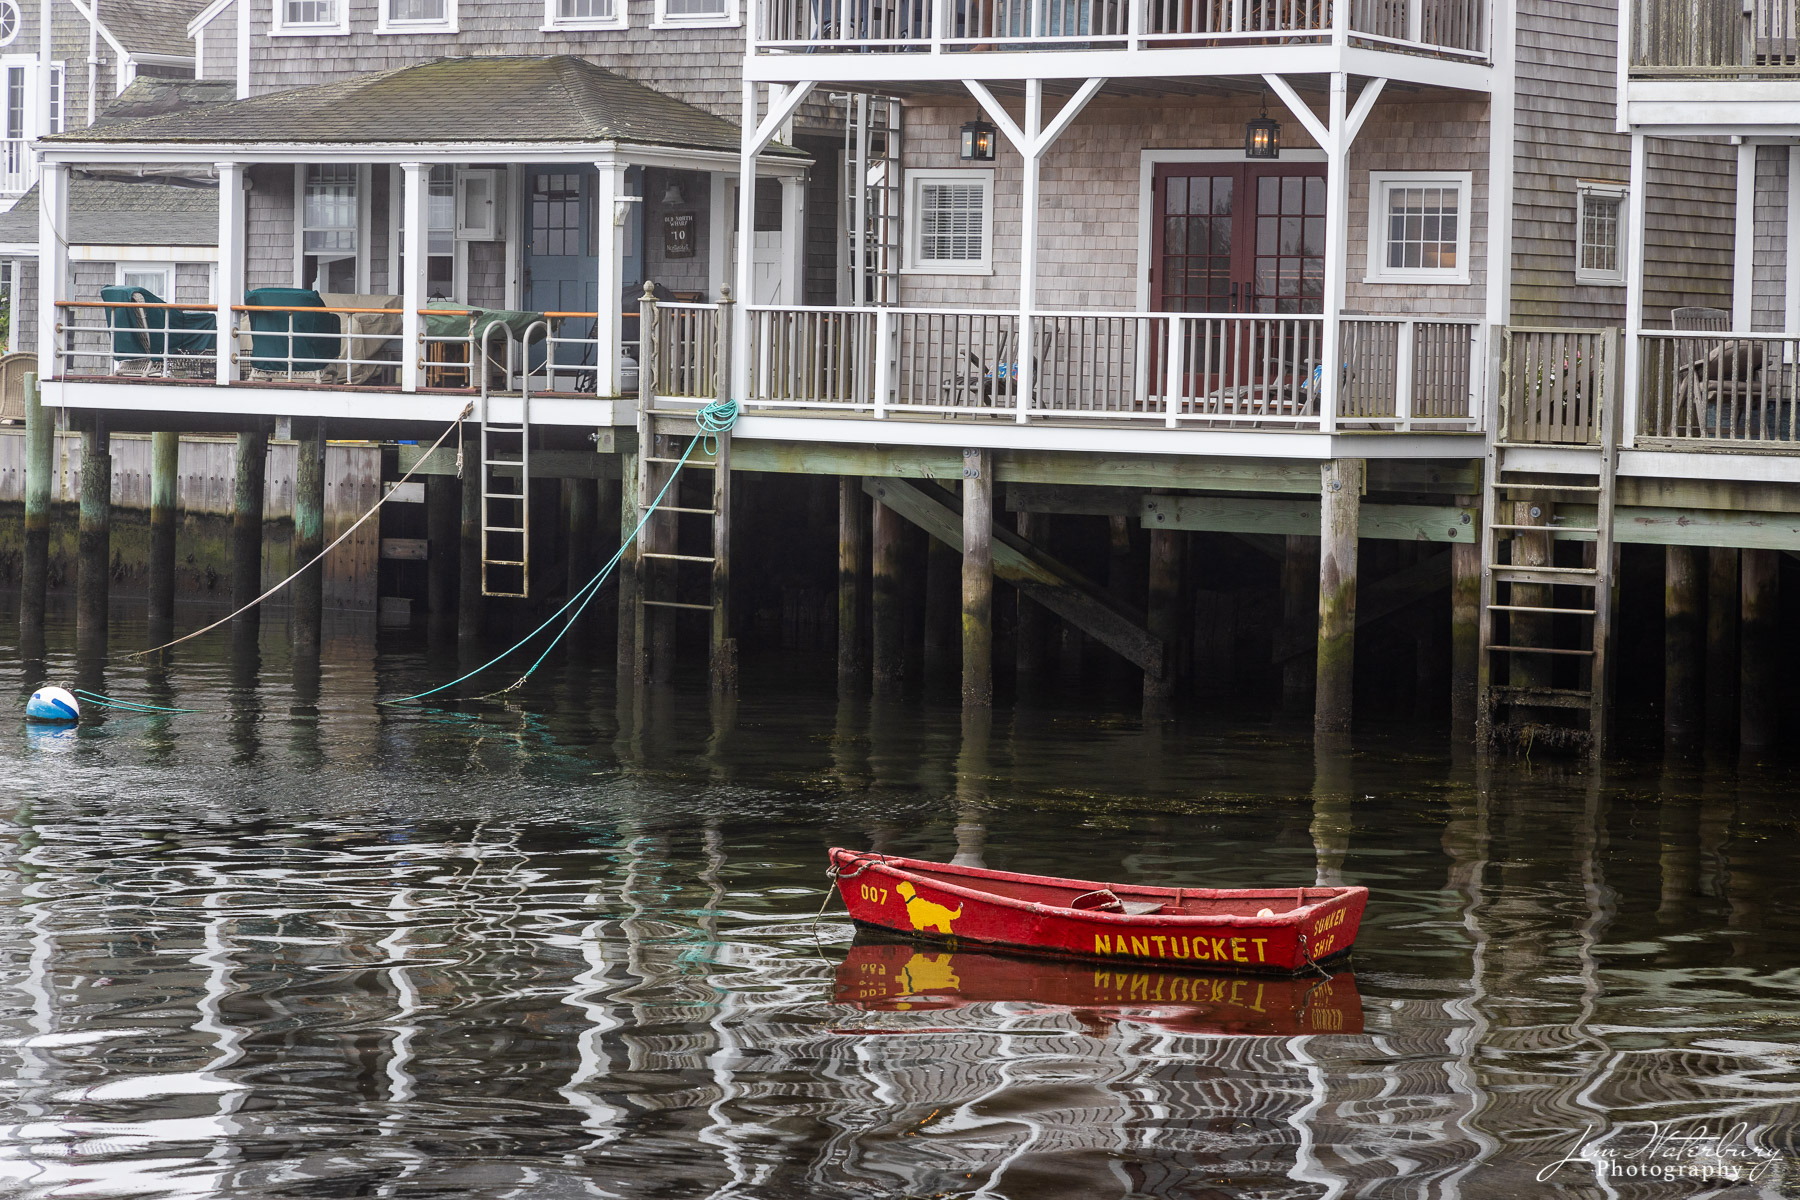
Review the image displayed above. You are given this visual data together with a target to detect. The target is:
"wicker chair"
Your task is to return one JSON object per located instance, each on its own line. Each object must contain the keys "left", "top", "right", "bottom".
{"left": 0, "top": 351, "right": 35, "bottom": 423}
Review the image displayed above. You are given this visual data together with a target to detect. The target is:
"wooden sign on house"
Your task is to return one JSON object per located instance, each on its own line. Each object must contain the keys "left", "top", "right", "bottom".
{"left": 663, "top": 213, "right": 696, "bottom": 259}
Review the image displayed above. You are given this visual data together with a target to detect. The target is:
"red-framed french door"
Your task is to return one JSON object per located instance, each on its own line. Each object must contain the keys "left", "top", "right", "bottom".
{"left": 1150, "top": 161, "right": 1328, "bottom": 402}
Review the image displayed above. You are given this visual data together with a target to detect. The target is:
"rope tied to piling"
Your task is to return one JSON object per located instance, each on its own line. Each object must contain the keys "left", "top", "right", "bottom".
{"left": 382, "top": 396, "right": 740, "bottom": 707}
{"left": 125, "top": 403, "right": 476, "bottom": 661}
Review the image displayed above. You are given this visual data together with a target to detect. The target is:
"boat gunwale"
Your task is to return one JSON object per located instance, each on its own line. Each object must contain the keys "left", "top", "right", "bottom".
{"left": 830, "top": 847, "right": 1366, "bottom": 930}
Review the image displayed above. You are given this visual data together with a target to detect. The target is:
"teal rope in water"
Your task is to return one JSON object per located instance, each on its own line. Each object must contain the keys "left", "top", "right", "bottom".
{"left": 73, "top": 689, "right": 202, "bottom": 714}
{"left": 382, "top": 396, "right": 739, "bottom": 707}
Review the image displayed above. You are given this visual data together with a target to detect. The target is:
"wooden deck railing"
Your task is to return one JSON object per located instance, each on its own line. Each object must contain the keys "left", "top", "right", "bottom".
{"left": 754, "top": 0, "right": 1485, "bottom": 55}
{"left": 1633, "top": 0, "right": 1800, "bottom": 74}
{"left": 1638, "top": 331, "right": 1800, "bottom": 444}
{"left": 1497, "top": 326, "right": 1617, "bottom": 445}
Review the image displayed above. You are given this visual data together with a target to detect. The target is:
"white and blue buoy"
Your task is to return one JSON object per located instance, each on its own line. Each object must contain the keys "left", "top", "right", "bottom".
{"left": 25, "top": 686, "right": 80, "bottom": 724}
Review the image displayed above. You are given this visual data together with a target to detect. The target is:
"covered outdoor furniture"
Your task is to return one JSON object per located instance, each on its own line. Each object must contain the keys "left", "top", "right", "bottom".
{"left": 244, "top": 287, "right": 341, "bottom": 380}
{"left": 319, "top": 291, "right": 401, "bottom": 385}
{"left": 99, "top": 285, "right": 216, "bottom": 376}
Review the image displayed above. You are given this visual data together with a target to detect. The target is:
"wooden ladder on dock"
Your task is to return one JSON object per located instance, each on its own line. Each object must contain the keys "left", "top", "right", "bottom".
{"left": 1476, "top": 329, "right": 1620, "bottom": 758}
{"left": 479, "top": 388, "right": 530, "bottom": 598}
{"left": 632, "top": 403, "right": 734, "bottom": 691}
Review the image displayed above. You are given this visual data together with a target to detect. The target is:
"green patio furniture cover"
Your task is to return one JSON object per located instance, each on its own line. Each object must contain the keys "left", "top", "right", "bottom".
{"left": 245, "top": 287, "right": 341, "bottom": 373}
{"left": 100, "top": 285, "right": 216, "bottom": 358}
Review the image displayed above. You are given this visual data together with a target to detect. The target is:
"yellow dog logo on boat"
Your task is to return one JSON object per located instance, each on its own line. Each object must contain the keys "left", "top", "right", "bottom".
{"left": 896, "top": 881, "right": 962, "bottom": 934}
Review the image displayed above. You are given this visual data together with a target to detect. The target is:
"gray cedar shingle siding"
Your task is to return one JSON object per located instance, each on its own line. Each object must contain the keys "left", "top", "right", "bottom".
{"left": 1642, "top": 137, "right": 1735, "bottom": 327}
{"left": 16, "top": 260, "right": 37, "bottom": 350}
{"left": 1753, "top": 144, "right": 1786, "bottom": 333}
{"left": 0, "top": 179, "right": 219, "bottom": 246}
{"left": 246, "top": 163, "right": 295, "bottom": 290}
{"left": 99, "top": 0, "right": 209, "bottom": 58}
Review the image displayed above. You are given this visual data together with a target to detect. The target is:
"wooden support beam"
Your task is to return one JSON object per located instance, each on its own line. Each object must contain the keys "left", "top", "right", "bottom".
{"left": 1275, "top": 549, "right": 1450, "bottom": 663}
{"left": 399, "top": 445, "right": 622, "bottom": 481}
{"left": 963, "top": 449, "right": 994, "bottom": 708}
{"left": 148, "top": 429, "right": 178, "bottom": 632}
{"left": 1143, "top": 494, "right": 1476, "bottom": 544}
{"left": 1707, "top": 547, "right": 1739, "bottom": 745}
{"left": 1281, "top": 535, "right": 1319, "bottom": 700}
{"left": 616, "top": 451, "right": 639, "bottom": 678}
{"left": 20, "top": 374, "right": 48, "bottom": 639}
{"left": 1236, "top": 533, "right": 1287, "bottom": 560}
{"left": 872, "top": 495, "right": 905, "bottom": 694}
{"left": 711, "top": 432, "right": 736, "bottom": 695}
{"left": 1145, "top": 526, "right": 1182, "bottom": 704}
{"left": 231, "top": 426, "right": 266, "bottom": 622}
{"left": 1665, "top": 545, "right": 1704, "bottom": 740}
{"left": 1315, "top": 459, "right": 1363, "bottom": 735}
{"left": 79, "top": 416, "right": 112, "bottom": 649}
{"left": 1741, "top": 548, "right": 1778, "bottom": 750}
{"left": 838, "top": 478, "right": 864, "bottom": 685}
{"left": 426, "top": 472, "right": 458, "bottom": 632}
{"left": 566, "top": 478, "right": 598, "bottom": 601}
{"left": 293, "top": 417, "right": 326, "bottom": 655}
{"left": 863, "top": 477, "right": 1164, "bottom": 675}
{"left": 458, "top": 429, "right": 485, "bottom": 644}
{"left": 1450, "top": 534, "right": 1479, "bottom": 732}
{"left": 1015, "top": 510, "right": 1049, "bottom": 680}
{"left": 1005, "top": 483, "right": 1139, "bottom": 517}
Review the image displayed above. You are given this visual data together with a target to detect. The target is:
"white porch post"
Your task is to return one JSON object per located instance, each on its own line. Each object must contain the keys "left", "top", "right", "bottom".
{"left": 214, "top": 160, "right": 244, "bottom": 386}
{"left": 595, "top": 157, "right": 626, "bottom": 398}
{"left": 708, "top": 170, "right": 731, "bottom": 301}
{"left": 36, "top": 159, "right": 66, "bottom": 372}
{"left": 779, "top": 173, "right": 804, "bottom": 305}
{"left": 1016, "top": 79, "right": 1042, "bottom": 425}
{"left": 1320, "top": 72, "right": 1349, "bottom": 434}
{"left": 400, "top": 161, "right": 429, "bottom": 394}
{"left": 1733, "top": 140, "right": 1755, "bottom": 333}
{"left": 1622, "top": 132, "right": 1647, "bottom": 449}
{"left": 734, "top": 79, "right": 758, "bottom": 403}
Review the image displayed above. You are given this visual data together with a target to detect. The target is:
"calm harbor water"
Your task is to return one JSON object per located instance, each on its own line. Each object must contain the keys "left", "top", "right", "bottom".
{"left": 3, "top": 598, "right": 1799, "bottom": 1198}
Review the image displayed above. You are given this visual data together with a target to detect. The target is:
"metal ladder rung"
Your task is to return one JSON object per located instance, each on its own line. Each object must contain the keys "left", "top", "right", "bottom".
{"left": 483, "top": 492, "right": 526, "bottom": 501}
{"left": 1485, "top": 644, "right": 1595, "bottom": 657}
{"left": 1488, "top": 603, "right": 1598, "bottom": 616}
{"left": 484, "top": 526, "right": 526, "bottom": 535}
{"left": 642, "top": 599, "right": 714, "bottom": 612}
{"left": 640, "top": 552, "right": 716, "bottom": 563}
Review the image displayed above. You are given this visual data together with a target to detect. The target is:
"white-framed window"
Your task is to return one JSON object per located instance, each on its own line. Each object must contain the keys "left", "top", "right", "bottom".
{"left": 1365, "top": 171, "right": 1472, "bottom": 285}
{"left": 377, "top": 0, "right": 457, "bottom": 33}
{"left": 654, "top": 0, "right": 736, "bottom": 28}
{"left": 117, "top": 261, "right": 176, "bottom": 299}
{"left": 392, "top": 164, "right": 464, "bottom": 299}
{"left": 47, "top": 62, "right": 61, "bottom": 133}
{"left": 542, "top": 0, "right": 626, "bottom": 30}
{"left": 1575, "top": 180, "right": 1627, "bottom": 286}
{"left": 300, "top": 163, "right": 362, "bottom": 292}
{"left": 0, "top": 2, "right": 20, "bottom": 48}
{"left": 273, "top": 0, "right": 348, "bottom": 36}
{"left": 903, "top": 168, "right": 994, "bottom": 275}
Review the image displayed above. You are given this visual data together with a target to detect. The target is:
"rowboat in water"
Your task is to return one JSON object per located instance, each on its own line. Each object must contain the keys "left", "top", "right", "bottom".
{"left": 834, "top": 940, "right": 1364, "bottom": 1036}
{"left": 829, "top": 848, "right": 1367, "bottom": 976}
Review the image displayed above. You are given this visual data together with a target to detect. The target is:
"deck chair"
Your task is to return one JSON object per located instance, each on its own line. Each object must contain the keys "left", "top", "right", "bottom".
{"left": 0, "top": 351, "right": 34, "bottom": 423}
{"left": 941, "top": 323, "right": 1056, "bottom": 408}
{"left": 244, "top": 287, "right": 342, "bottom": 381}
{"left": 1670, "top": 307, "right": 1777, "bottom": 437}
{"left": 99, "top": 285, "right": 215, "bottom": 377}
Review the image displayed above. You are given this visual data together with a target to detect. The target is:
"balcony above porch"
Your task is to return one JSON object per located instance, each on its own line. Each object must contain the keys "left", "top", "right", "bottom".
{"left": 745, "top": 0, "right": 1491, "bottom": 89}
{"left": 1625, "top": 0, "right": 1800, "bottom": 128}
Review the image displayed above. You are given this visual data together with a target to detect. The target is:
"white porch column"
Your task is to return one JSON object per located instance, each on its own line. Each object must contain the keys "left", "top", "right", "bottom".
{"left": 1733, "top": 140, "right": 1756, "bottom": 333}
{"left": 1622, "top": 132, "right": 1647, "bottom": 449}
{"left": 1015, "top": 79, "right": 1043, "bottom": 425}
{"left": 734, "top": 79, "right": 758, "bottom": 402}
{"left": 36, "top": 159, "right": 67, "bottom": 372}
{"left": 708, "top": 171, "right": 731, "bottom": 301}
{"left": 400, "top": 161, "right": 429, "bottom": 394}
{"left": 214, "top": 160, "right": 245, "bottom": 386}
{"left": 595, "top": 158, "right": 628, "bottom": 398}
{"left": 779, "top": 174, "right": 804, "bottom": 305}
{"left": 1319, "top": 72, "right": 1349, "bottom": 434}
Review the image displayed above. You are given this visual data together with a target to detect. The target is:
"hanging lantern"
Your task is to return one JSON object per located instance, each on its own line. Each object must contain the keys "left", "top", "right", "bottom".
{"left": 1245, "top": 95, "right": 1281, "bottom": 160}
{"left": 960, "top": 119, "right": 998, "bottom": 161}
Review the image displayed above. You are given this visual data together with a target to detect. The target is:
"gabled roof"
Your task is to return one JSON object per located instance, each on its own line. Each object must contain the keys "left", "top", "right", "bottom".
{"left": 101, "top": 77, "right": 235, "bottom": 122}
{"left": 45, "top": 56, "right": 807, "bottom": 157}
{"left": 99, "top": 0, "right": 208, "bottom": 59}
{"left": 0, "top": 177, "right": 218, "bottom": 247}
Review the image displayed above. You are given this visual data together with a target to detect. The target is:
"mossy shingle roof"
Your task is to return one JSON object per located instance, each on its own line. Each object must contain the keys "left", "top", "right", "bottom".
{"left": 46, "top": 56, "right": 804, "bottom": 157}
{"left": 100, "top": 0, "right": 210, "bottom": 58}
{"left": 0, "top": 178, "right": 218, "bottom": 246}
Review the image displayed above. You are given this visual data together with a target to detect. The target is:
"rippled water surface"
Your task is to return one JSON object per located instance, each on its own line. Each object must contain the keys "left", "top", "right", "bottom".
{"left": 4, "top": 598, "right": 1800, "bottom": 1198}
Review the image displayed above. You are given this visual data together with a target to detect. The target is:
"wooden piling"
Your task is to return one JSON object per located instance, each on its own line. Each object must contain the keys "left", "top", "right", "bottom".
{"left": 924, "top": 531, "right": 958, "bottom": 673}
{"left": 147, "top": 430, "right": 179, "bottom": 630}
{"left": 426, "top": 471, "right": 458, "bottom": 629}
{"left": 1706, "top": 546, "right": 1739, "bottom": 743}
{"left": 616, "top": 450, "right": 639, "bottom": 679}
{"left": 77, "top": 416, "right": 112, "bottom": 647}
{"left": 1664, "top": 545, "right": 1704, "bottom": 741}
{"left": 20, "top": 373, "right": 48, "bottom": 637}
{"left": 1509, "top": 498, "right": 1553, "bottom": 691}
{"left": 566, "top": 477, "right": 598, "bottom": 599}
{"left": 292, "top": 418, "right": 325, "bottom": 653}
{"left": 962, "top": 449, "right": 993, "bottom": 708}
{"left": 1014, "top": 510, "right": 1048, "bottom": 682}
{"left": 1315, "top": 459, "right": 1363, "bottom": 735}
{"left": 711, "top": 428, "right": 736, "bottom": 694}
{"left": 1739, "top": 548, "right": 1778, "bottom": 750}
{"left": 1450, "top": 532, "right": 1480, "bottom": 732}
{"left": 872, "top": 496, "right": 904, "bottom": 694}
{"left": 458, "top": 429, "right": 485, "bottom": 643}
{"left": 1282, "top": 534, "right": 1318, "bottom": 709}
{"left": 1144, "top": 527, "right": 1181, "bottom": 704}
{"left": 838, "top": 477, "right": 864, "bottom": 685}
{"left": 231, "top": 427, "right": 267, "bottom": 620}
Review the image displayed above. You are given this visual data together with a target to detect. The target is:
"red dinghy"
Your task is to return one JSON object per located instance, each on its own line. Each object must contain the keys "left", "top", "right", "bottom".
{"left": 829, "top": 848, "right": 1367, "bottom": 976}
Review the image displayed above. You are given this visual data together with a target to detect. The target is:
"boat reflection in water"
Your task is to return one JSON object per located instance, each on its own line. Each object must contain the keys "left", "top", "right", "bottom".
{"left": 833, "top": 938, "right": 1363, "bottom": 1037}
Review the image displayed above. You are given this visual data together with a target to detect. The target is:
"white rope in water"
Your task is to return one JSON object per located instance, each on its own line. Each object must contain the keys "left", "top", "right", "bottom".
{"left": 128, "top": 401, "right": 475, "bottom": 660}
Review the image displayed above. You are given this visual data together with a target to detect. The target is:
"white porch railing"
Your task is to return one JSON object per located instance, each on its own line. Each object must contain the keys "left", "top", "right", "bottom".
{"left": 753, "top": 0, "right": 1486, "bottom": 55}
{"left": 0, "top": 139, "right": 30, "bottom": 196}
{"left": 746, "top": 305, "right": 1483, "bottom": 430}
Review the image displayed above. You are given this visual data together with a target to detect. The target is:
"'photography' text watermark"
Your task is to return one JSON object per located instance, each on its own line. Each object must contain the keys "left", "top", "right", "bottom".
{"left": 1538, "top": 1121, "right": 1789, "bottom": 1185}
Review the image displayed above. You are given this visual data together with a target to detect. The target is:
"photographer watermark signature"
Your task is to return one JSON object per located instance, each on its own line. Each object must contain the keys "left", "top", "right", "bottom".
{"left": 1538, "top": 1121, "right": 1787, "bottom": 1184}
